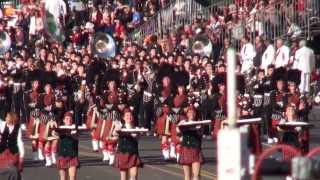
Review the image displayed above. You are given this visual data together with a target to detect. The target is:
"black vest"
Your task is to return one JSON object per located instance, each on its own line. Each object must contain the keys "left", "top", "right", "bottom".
{"left": 0, "top": 124, "right": 20, "bottom": 154}
{"left": 117, "top": 133, "right": 138, "bottom": 154}
{"left": 182, "top": 129, "right": 202, "bottom": 150}
{"left": 58, "top": 134, "right": 79, "bottom": 157}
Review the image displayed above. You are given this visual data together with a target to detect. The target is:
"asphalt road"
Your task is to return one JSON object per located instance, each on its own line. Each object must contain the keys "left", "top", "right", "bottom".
{"left": 21, "top": 135, "right": 217, "bottom": 180}
{"left": 20, "top": 116, "right": 320, "bottom": 180}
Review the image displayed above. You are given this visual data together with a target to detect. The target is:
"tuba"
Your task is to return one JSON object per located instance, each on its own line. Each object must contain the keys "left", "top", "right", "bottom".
{"left": 93, "top": 32, "right": 116, "bottom": 58}
{"left": 0, "top": 32, "right": 11, "bottom": 55}
{"left": 190, "top": 34, "right": 212, "bottom": 57}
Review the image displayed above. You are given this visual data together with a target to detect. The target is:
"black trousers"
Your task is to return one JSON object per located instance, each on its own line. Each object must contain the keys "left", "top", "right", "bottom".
{"left": 138, "top": 100, "right": 154, "bottom": 130}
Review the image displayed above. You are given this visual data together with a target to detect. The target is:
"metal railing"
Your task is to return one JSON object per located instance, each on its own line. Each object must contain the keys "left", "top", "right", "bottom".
{"left": 130, "top": 0, "right": 320, "bottom": 47}
{"left": 0, "top": 0, "right": 21, "bottom": 8}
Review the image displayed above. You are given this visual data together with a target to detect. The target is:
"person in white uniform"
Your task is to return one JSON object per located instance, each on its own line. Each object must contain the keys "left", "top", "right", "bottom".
{"left": 261, "top": 38, "right": 276, "bottom": 72}
{"left": 274, "top": 39, "right": 290, "bottom": 68}
{"left": 293, "top": 40, "right": 316, "bottom": 94}
{"left": 240, "top": 36, "right": 256, "bottom": 74}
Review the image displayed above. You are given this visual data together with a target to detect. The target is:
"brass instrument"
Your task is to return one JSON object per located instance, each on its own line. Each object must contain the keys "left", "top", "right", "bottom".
{"left": 93, "top": 32, "right": 116, "bottom": 58}
{"left": 0, "top": 32, "right": 11, "bottom": 55}
{"left": 190, "top": 34, "right": 212, "bottom": 57}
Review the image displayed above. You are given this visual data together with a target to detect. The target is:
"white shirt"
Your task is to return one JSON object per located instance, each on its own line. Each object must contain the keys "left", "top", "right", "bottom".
{"left": 261, "top": 44, "right": 276, "bottom": 72}
{"left": 274, "top": 45, "right": 290, "bottom": 68}
{"left": 293, "top": 46, "right": 315, "bottom": 73}
{"left": 0, "top": 121, "right": 24, "bottom": 158}
{"left": 240, "top": 42, "right": 256, "bottom": 74}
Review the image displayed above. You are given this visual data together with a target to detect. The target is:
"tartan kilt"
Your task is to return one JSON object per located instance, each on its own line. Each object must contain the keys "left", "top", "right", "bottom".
{"left": 212, "top": 119, "right": 222, "bottom": 139}
{"left": 27, "top": 117, "right": 36, "bottom": 138}
{"left": 91, "top": 117, "right": 109, "bottom": 140}
{"left": 113, "top": 153, "right": 142, "bottom": 171}
{"left": 0, "top": 150, "right": 19, "bottom": 169}
{"left": 27, "top": 117, "right": 46, "bottom": 142}
{"left": 178, "top": 147, "right": 204, "bottom": 165}
{"left": 155, "top": 115, "right": 166, "bottom": 136}
{"left": 104, "top": 139, "right": 117, "bottom": 151}
{"left": 98, "top": 119, "right": 113, "bottom": 140}
{"left": 56, "top": 156, "right": 79, "bottom": 169}
{"left": 38, "top": 123, "right": 47, "bottom": 142}
{"left": 170, "top": 123, "right": 180, "bottom": 144}
{"left": 270, "top": 118, "right": 281, "bottom": 137}
{"left": 85, "top": 109, "right": 95, "bottom": 129}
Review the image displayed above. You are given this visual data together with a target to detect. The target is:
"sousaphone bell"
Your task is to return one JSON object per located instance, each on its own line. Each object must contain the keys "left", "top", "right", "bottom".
{"left": 93, "top": 32, "right": 116, "bottom": 58}
{"left": 0, "top": 32, "right": 11, "bottom": 55}
{"left": 191, "top": 34, "right": 212, "bottom": 57}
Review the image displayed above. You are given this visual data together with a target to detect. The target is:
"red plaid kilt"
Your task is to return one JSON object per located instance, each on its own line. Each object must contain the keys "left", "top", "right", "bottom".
{"left": 0, "top": 149, "right": 19, "bottom": 169}
{"left": 178, "top": 147, "right": 204, "bottom": 165}
{"left": 270, "top": 119, "right": 280, "bottom": 137}
{"left": 170, "top": 123, "right": 180, "bottom": 144}
{"left": 56, "top": 156, "right": 79, "bottom": 169}
{"left": 98, "top": 119, "right": 113, "bottom": 140}
{"left": 155, "top": 115, "right": 167, "bottom": 136}
{"left": 27, "top": 117, "right": 36, "bottom": 137}
{"left": 113, "top": 153, "right": 142, "bottom": 171}
{"left": 27, "top": 118, "right": 47, "bottom": 142}
{"left": 212, "top": 119, "right": 222, "bottom": 140}
{"left": 85, "top": 109, "right": 95, "bottom": 129}
{"left": 38, "top": 123, "right": 47, "bottom": 142}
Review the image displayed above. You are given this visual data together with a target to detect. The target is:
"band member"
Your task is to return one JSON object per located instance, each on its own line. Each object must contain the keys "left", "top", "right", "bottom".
{"left": 177, "top": 106, "right": 204, "bottom": 180}
{"left": 277, "top": 104, "right": 309, "bottom": 151}
{"left": 0, "top": 112, "right": 24, "bottom": 172}
{"left": 0, "top": 77, "right": 10, "bottom": 120}
{"left": 56, "top": 112, "right": 79, "bottom": 180}
{"left": 250, "top": 69, "right": 266, "bottom": 136}
{"left": 237, "top": 94, "right": 262, "bottom": 155}
{"left": 113, "top": 109, "right": 143, "bottom": 180}
{"left": 262, "top": 65, "right": 275, "bottom": 140}
{"left": 96, "top": 79, "right": 120, "bottom": 164}
{"left": 211, "top": 73, "right": 227, "bottom": 139}
{"left": 25, "top": 80, "right": 44, "bottom": 160}
{"left": 72, "top": 66, "right": 88, "bottom": 126}
{"left": 42, "top": 84, "right": 58, "bottom": 167}
{"left": 170, "top": 77, "right": 188, "bottom": 161}
{"left": 154, "top": 75, "right": 174, "bottom": 160}
{"left": 270, "top": 68, "right": 288, "bottom": 142}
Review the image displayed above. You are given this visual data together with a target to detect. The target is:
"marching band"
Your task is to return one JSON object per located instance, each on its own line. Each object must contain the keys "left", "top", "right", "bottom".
{"left": 0, "top": 1, "right": 317, "bottom": 179}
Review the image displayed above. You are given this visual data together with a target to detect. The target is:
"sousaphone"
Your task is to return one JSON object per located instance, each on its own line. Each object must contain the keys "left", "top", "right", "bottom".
{"left": 190, "top": 34, "right": 212, "bottom": 57}
{"left": 93, "top": 32, "right": 116, "bottom": 58}
{"left": 0, "top": 32, "right": 11, "bottom": 55}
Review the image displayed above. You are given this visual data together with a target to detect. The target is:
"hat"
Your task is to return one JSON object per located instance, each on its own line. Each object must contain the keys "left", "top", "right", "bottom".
{"left": 237, "top": 75, "right": 246, "bottom": 94}
{"left": 272, "top": 67, "right": 287, "bottom": 82}
{"left": 103, "top": 68, "right": 120, "bottom": 85}
{"left": 212, "top": 72, "right": 226, "bottom": 93}
{"left": 157, "top": 63, "right": 174, "bottom": 83}
{"left": 173, "top": 70, "right": 189, "bottom": 87}
{"left": 287, "top": 69, "right": 301, "bottom": 85}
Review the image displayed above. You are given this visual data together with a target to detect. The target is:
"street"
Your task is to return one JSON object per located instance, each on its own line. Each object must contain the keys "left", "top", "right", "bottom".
{"left": 21, "top": 116, "right": 320, "bottom": 180}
